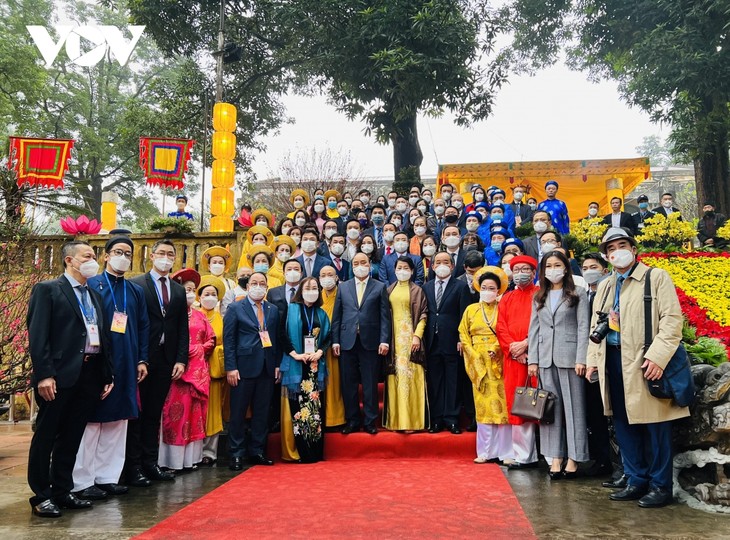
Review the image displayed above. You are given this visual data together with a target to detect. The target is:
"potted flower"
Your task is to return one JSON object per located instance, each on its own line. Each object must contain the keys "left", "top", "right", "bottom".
{"left": 149, "top": 216, "right": 195, "bottom": 236}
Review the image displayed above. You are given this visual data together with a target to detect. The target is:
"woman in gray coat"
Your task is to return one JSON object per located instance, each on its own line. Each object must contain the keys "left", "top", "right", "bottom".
{"left": 528, "top": 250, "right": 589, "bottom": 479}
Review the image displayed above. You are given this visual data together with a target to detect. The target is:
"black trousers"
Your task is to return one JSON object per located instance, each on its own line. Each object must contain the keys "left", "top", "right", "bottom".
{"left": 125, "top": 362, "right": 171, "bottom": 471}
{"left": 28, "top": 362, "right": 100, "bottom": 506}
{"left": 427, "top": 353, "right": 460, "bottom": 426}
{"left": 584, "top": 378, "right": 611, "bottom": 467}
{"left": 228, "top": 368, "right": 274, "bottom": 457}
{"left": 340, "top": 337, "right": 381, "bottom": 427}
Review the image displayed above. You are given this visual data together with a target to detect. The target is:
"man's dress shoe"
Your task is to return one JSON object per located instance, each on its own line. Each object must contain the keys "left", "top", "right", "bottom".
{"left": 144, "top": 464, "right": 175, "bottom": 481}
{"left": 32, "top": 499, "right": 61, "bottom": 518}
{"left": 75, "top": 485, "right": 107, "bottom": 500}
{"left": 127, "top": 469, "right": 152, "bottom": 487}
{"left": 428, "top": 423, "right": 443, "bottom": 434}
{"left": 466, "top": 419, "right": 478, "bottom": 432}
{"left": 609, "top": 484, "right": 648, "bottom": 501}
{"left": 96, "top": 483, "right": 129, "bottom": 495}
{"left": 55, "top": 492, "right": 93, "bottom": 509}
{"left": 249, "top": 454, "right": 274, "bottom": 466}
{"left": 638, "top": 488, "right": 673, "bottom": 508}
{"left": 364, "top": 425, "right": 378, "bottom": 435}
{"left": 341, "top": 424, "right": 359, "bottom": 434}
{"left": 447, "top": 424, "right": 462, "bottom": 434}
{"left": 229, "top": 457, "right": 244, "bottom": 471}
{"left": 602, "top": 474, "right": 628, "bottom": 489}
{"left": 507, "top": 461, "right": 538, "bottom": 470}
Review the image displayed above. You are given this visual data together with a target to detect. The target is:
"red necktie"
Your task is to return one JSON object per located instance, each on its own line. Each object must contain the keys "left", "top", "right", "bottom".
{"left": 386, "top": 247, "right": 392, "bottom": 255}
{"left": 159, "top": 277, "right": 169, "bottom": 309}
{"left": 334, "top": 257, "right": 342, "bottom": 271}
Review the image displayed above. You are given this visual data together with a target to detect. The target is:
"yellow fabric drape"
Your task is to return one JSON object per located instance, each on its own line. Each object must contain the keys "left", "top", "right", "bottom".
{"left": 203, "top": 308, "right": 228, "bottom": 436}
{"left": 321, "top": 287, "right": 346, "bottom": 427}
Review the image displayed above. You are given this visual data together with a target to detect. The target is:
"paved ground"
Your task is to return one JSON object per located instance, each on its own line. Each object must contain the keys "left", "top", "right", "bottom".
{"left": 2, "top": 423, "right": 730, "bottom": 539}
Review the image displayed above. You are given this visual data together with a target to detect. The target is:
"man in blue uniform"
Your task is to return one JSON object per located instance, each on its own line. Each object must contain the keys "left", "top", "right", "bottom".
{"left": 537, "top": 180, "right": 570, "bottom": 234}
{"left": 167, "top": 194, "right": 194, "bottom": 220}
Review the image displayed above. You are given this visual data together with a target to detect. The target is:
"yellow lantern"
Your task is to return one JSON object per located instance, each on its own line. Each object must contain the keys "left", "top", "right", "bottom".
{"left": 210, "top": 215, "right": 233, "bottom": 232}
{"left": 213, "top": 102, "right": 237, "bottom": 132}
{"left": 210, "top": 187, "right": 235, "bottom": 216}
{"left": 212, "top": 131, "right": 236, "bottom": 160}
{"left": 212, "top": 159, "right": 236, "bottom": 188}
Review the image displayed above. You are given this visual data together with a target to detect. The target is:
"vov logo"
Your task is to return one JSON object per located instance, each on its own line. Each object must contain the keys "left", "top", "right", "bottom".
{"left": 27, "top": 25, "right": 146, "bottom": 68}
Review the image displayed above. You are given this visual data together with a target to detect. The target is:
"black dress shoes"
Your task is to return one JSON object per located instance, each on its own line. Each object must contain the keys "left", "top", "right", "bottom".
{"left": 428, "top": 423, "right": 443, "bottom": 434}
{"left": 638, "top": 488, "right": 673, "bottom": 508}
{"left": 341, "top": 424, "right": 359, "bottom": 435}
{"left": 508, "top": 461, "right": 538, "bottom": 470}
{"left": 144, "top": 464, "right": 175, "bottom": 481}
{"left": 364, "top": 425, "right": 378, "bottom": 435}
{"left": 56, "top": 492, "right": 93, "bottom": 509}
{"left": 466, "top": 419, "right": 478, "bottom": 432}
{"left": 229, "top": 457, "right": 244, "bottom": 471}
{"left": 249, "top": 454, "right": 274, "bottom": 466}
{"left": 127, "top": 468, "right": 152, "bottom": 487}
{"left": 561, "top": 470, "right": 579, "bottom": 480}
{"left": 602, "top": 474, "right": 628, "bottom": 489}
{"left": 97, "top": 483, "right": 129, "bottom": 495}
{"left": 609, "top": 484, "right": 648, "bottom": 501}
{"left": 76, "top": 485, "right": 108, "bottom": 500}
{"left": 32, "top": 499, "right": 61, "bottom": 518}
{"left": 447, "top": 424, "right": 462, "bottom": 435}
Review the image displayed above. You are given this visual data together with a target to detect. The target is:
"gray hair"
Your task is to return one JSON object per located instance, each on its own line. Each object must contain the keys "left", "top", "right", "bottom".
{"left": 61, "top": 241, "right": 91, "bottom": 268}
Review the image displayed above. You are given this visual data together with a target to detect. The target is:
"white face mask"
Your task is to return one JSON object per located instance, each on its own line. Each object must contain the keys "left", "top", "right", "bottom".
{"left": 395, "top": 269, "right": 412, "bottom": 282}
{"left": 285, "top": 270, "right": 302, "bottom": 283}
{"left": 391, "top": 219, "right": 402, "bottom": 228}
{"left": 277, "top": 251, "right": 291, "bottom": 263}
{"left": 502, "top": 263, "right": 513, "bottom": 277}
{"left": 514, "top": 192, "right": 524, "bottom": 202}
{"left": 76, "top": 258, "right": 99, "bottom": 278}
{"left": 353, "top": 265, "right": 370, "bottom": 278}
{"left": 608, "top": 248, "right": 635, "bottom": 268}
{"left": 588, "top": 208, "right": 598, "bottom": 217}
{"left": 443, "top": 236, "right": 460, "bottom": 248}
{"left": 301, "top": 240, "right": 317, "bottom": 253}
{"left": 360, "top": 196, "right": 370, "bottom": 205}
{"left": 281, "top": 226, "right": 291, "bottom": 236}
{"left": 394, "top": 240, "right": 408, "bottom": 253}
{"left": 338, "top": 207, "right": 349, "bottom": 216}
{"left": 347, "top": 229, "right": 360, "bottom": 240}
{"left": 475, "top": 194, "right": 484, "bottom": 202}
{"left": 533, "top": 221, "right": 548, "bottom": 233}
{"left": 583, "top": 269, "right": 604, "bottom": 285}
{"left": 295, "top": 218, "right": 307, "bottom": 227}
{"left": 453, "top": 201, "right": 463, "bottom": 210}
{"left": 417, "top": 205, "right": 427, "bottom": 213}
{"left": 186, "top": 291, "right": 196, "bottom": 306}
{"left": 331, "top": 243, "right": 345, "bottom": 256}
{"left": 396, "top": 203, "right": 407, "bottom": 213}
{"left": 153, "top": 257, "right": 173, "bottom": 273}
{"left": 422, "top": 245, "right": 436, "bottom": 257}
{"left": 662, "top": 200, "right": 673, "bottom": 209}
{"left": 414, "top": 226, "right": 426, "bottom": 236}
{"left": 409, "top": 196, "right": 419, "bottom": 206}
{"left": 442, "top": 192, "right": 452, "bottom": 201}
{"left": 201, "top": 296, "right": 218, "bottom": 310}
{"left": 324, "top": 228, "right": 337, "bottom": 239}
{"left": 545, "top": 269, "right": 565, "bottom": 284}
{"left": 434, "top": 265, "right": 451, "bottom": 279}
{"left": 434, "top": 205, "right": 445, "bottom": 216}
{"left": 465, "top": 222, "right": 479, "bottom": 232}
{"left": 302, "top": 290, "right": 319, "bottom": 304}
{"left": 480, "top": 290, "right": 498, "bottom": 304}
{"left": 314, "top": 204, "right": 325, "bottom": 213}
{"left": 291, "top": 236, "right": 301, "bottom": 246}
{"left": 247, "top": 285, "right": 267, "bottom": 301}
{"left": 541, "top": 242, "right": 557, "bottom": 252}
{"left": 388, "top": 198, "right": 397, "bottom": 207}
{"left": 409, "top": 215, "right": 418, "bottom": 225}
{"left": 209, "top": 263, "right": 225, "bottom": 276}
{"left": 383, "top": 231, "right": 395, "bottom": 243}
{"left": 109, "top": 255, "right": 130, "bottom": 273}
{"left": 320, "top": 277, "right": 337, "bottom": 290}
{"left": 361, "top": 243, "right": 374, "bottom": 254}
{"left": 256, "top": 220, "right": 268, "bottom": 227}
{"left": 293, "top": 199, "right": 305, "bottom": 209}
{"left": 423, "top": 195, "right": 432, "bottom": 203}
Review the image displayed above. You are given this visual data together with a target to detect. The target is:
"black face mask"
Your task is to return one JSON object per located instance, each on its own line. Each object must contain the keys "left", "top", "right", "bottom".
{"left": 444, "top": 214, "right": 459, "bottom": 224}
{"left": 705, "top": 210, "right": 715, "bottom": 218}
{"left": 238, "top": 277, "right": 248, "bottom": 288}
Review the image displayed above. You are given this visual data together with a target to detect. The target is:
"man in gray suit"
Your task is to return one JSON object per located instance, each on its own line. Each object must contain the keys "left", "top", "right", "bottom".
{"left": 332, "top": 253, "right": 392, "bottom": 434}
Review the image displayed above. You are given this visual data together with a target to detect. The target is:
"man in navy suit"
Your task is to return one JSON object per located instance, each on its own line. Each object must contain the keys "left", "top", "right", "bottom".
{"left": 224, "top": 272, "right": 281, "bottom": 469}
{"left": 296, "top": 227, "right": 331, "bottom": 278}
{"left": 326, "top": 232, "right": 352, "bottom": 281}
{"left": 423, "top": 251, "right": 471, "bottom": 434}
{"left": 331, "top": 253, "right": 392, "bottom": 434}
{"left": 379, "top": 231, "right": 425, "bottom": 285}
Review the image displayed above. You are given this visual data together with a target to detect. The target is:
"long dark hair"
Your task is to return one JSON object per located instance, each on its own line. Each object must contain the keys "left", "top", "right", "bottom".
{"left": 292, "top": 276, "right": 323, "bottom": 308}
{"left": 534, "top": 250, "right": 579, "bottom": 310}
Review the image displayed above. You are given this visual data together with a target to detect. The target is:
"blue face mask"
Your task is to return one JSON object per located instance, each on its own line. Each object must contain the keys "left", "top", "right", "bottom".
{"left": 491, "top": 241, "right": 503, "bottom": 251}
{"left": 371, "top": 214, "right": 385, "bottom": 225}
{"left": 328, "top": 201, "right": 337, "bottom": 210}
{"left": 639, "top": 202, "right": 648, "bottom": 210}
{"left": 253, "top": 263, "right": 269, "bottom": 273}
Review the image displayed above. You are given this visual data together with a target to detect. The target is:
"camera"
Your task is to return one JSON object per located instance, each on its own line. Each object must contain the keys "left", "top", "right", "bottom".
{"left": 589, "top": 311, "right": 611, "bottom": 344}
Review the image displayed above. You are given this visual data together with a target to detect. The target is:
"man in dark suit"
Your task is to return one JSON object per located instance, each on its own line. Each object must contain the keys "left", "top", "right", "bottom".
{"left": 363, "top": 204, "right": 388, "bottom": 250}
{"left": 127, "top": 239, "right": 188, "bottom": 486}
{"left": 224, "top": 272, "right": 281, "bottom": 468}
{"left": 523, "top": 210, "right": 552, "bottom": 262}
{"left": 698, "top": 202, "right": 728, "bottom": 249}
{"left": 652, "top": 192, "right": 683, "bottom": 220}
{"left": 423, "top": 251, "right": 471, "bottom": 434}
{"left": 331, "top": 253, "right": 392, "bottom": 434}
{"left": 430, "top": 224, "right": 466, "bottom": 279}
{"left": 326, "top": 232, "right": 352, "bottom": 281}
{"left": 379, "top": 231, "right": 425, "bottom": 285}
{"left": 602, "top": 197, "right": 636, "bottom": 234}
{"left": 296, "top": 227, "right": 332, "bottom": 278}
{"left": 509, "top": 185, "right": 533, "bottom": 226}
{"left": 26, "top": 241, "right": 114, "bottom": 517}
{"left": 334, "top": 200, "right": 351, "bottom": 234}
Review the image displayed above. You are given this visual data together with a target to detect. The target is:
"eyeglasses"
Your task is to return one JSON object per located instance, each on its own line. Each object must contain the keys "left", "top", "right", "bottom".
{"left": 110, "top": 249, "right": 133, "bottom": 259}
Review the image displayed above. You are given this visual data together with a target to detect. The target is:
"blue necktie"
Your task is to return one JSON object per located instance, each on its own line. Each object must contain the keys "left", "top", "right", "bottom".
{"left": 376, "top": 227, "right": 383, "bottom": 248}
{"left": 614, "top": 275, "right": 625, "bottom": 309}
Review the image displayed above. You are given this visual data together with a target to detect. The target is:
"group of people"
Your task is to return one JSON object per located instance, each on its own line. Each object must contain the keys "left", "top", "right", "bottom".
{"left": 26, "top": 181, "right": 692, "bottom": 518}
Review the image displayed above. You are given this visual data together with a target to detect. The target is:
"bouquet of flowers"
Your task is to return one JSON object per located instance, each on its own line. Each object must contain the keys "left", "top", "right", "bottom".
{"left": 635, "top": 213, "right": 695, "bottom": 251}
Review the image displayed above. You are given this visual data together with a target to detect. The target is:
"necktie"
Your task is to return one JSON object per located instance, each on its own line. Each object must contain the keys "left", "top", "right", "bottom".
{"left": 357, "top": 280, "right": 365, "bottom": 305}
{"left": 289, "top": 287, "right": 296, "bottom": 303}
{"left": 436, "top": 280, "right": 444, "bottom": 309}
{"left": 77, "top": 285, "right": 93, "bottom": 321}
{"left": 334, "top": 257, "right": 342, "bottom": 271}
{"left": 376, "top": 228, "right": 383, "bottom": 248}
{"left": 306, "top": 258, "right": 313, "bottom": 277}
{"left": 386, "top": 246, "right": 392, "bottom": 256}
{"left": 256, "top": 302, "right": 265, "bottom": 329}
{"left": 614, "top": 275, "right": 625, "bottom": 309}
{"left": 450, "top": 252, "right": 456, "bottom": 265}
{"left": 159, "top": 277, "right": 169, "bottom": 309}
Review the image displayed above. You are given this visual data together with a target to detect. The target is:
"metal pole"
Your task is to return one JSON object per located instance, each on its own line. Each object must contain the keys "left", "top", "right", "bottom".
{"left": 215, "top": 0, "right": 225, "bottom": 102}
{"left": 200, "top": 92, "right": 209, "bottom": 232}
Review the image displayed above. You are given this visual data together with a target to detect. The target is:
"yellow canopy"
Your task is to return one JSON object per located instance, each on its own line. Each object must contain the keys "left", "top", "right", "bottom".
{"left": 436, "top": 157, "right": 651, "bottom": 219}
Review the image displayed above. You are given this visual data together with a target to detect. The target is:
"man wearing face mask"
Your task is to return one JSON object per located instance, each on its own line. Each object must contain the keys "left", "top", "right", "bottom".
{"left": 221, "top": 267, "right": 252, "bottom": 316}
{"left": 631, "top": 195, "right": 656, "bottom": 233}
{"left": 296, "top": 228, "right": 331, "bottom": 278}
{"left": 435, "top": 224, "right": 466, "bottom": 279}
{"left": 363, "top": 203, "right": 388, "bottom": 249}
{"left": 652, "top": 192, "right": 683, "bottom": 220}
{"left": 378, "top": 222, "right": 398, "bottom": 257}
{"left": 26, "top": 241, "right": 114, "bottom": 518}
{"left": 379, "top": 231, "right": 425, "bottom": 285}
{"left": 432, "top": 198, "right": 447, "bottom": 243}
{"left": 586, "top": 228, "right": 687, "bottom": 508}
{"left": 537, "top": 180, "right": 570, "bottom": 234}
{"left": 523, "top": 211, "right": 552, "bottom": 262}
{"left": 421, "top": 189, "right": 434, "bottom": 211}
{"left": 439, "top": 183, "right": 454, "bottom": 205}
{"left": 510, "top": 185, "right": 533, "bottom": 226}
{"left": 357, "top": 188, "right": 372, "bottom": 213}
{"left": 128, "top": 240, "right": 189, "bottom": 485}
{"left": 224, "top": 272, "right": 282, "bottom": 468}
{"left": 697, "top": 202, "right": 727, "bottom": 248}
{"left": 326, "top": 232, "right": 352, "bottom": 281}
{"left": 72, "top": 237, "right": 150, "bottom": 502}
{"left": 458, "top": 250, "right": 485, "bottom": 305}
{"left": 334, "top": 200, "right": 351, "bottom": 233}
{"left": 583, "top": 201, "right": 600, "bottom": 221}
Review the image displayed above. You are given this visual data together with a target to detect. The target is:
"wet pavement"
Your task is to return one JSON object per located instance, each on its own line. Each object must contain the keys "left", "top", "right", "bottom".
{"left": 2, "top": 423, "right": 730, "bottom": 539}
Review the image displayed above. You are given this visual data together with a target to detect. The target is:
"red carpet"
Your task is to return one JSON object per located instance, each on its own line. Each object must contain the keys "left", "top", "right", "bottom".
{"left": 135, "top": 459, "right": 536, "bottom": 539}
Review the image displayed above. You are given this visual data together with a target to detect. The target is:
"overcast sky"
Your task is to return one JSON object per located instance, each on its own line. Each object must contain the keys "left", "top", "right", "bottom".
{"left": 250, "top": 62, "right": 667, "bottom": 182}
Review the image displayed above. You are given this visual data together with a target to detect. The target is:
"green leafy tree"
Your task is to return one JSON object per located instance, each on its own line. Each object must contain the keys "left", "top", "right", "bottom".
{"left": 506, "top": 0, "right": 730, "bottom": 214}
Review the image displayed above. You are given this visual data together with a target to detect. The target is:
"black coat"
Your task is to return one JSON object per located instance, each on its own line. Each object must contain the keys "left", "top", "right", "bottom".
{"left": 602, "top": 212, "right": 637, "bottom": 235}
{"left": 422, "top": 277, "right": 471, "bottom": 355}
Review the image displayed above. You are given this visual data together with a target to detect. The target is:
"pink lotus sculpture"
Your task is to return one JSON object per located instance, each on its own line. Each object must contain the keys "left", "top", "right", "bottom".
{"left": 60, "top": 215, "right": 102, "bottom": 235}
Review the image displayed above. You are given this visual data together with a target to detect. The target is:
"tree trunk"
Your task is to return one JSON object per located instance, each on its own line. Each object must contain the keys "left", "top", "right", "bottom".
{"left": 693, "top": 99, "right": 730, "bottom": 216}
{"left": 391, "top": 114, "right": 423, "bottom": 188}
{"left": 89, "top": 177, "right": 103, "bottom": 219}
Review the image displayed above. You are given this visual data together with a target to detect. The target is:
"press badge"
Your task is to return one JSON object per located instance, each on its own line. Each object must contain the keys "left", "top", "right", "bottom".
{"left": 111, "top": 311, "right": 128, "bottom": 334}
{"left": 259, "top": 330, "right": 272, "bottom": 348}
{"left": 304, "top": 335, "right": 316, "bottom": 354}
{"left": 609, "top": 308, "right": 620, "bottom": 332}
{"left": 87, "top": 323, "right": 101, "bottom": 347}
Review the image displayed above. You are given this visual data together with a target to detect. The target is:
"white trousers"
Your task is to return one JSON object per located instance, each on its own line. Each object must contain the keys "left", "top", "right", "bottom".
{"left": 72, "top": 420, "right": 128, "bottom": 491}
{"left": 202, "top": 434, "right": 219, "bottom": 460}
{"left": 476, "top": 424, "right": 513, "bottom": 460}
{"left": 158, "top": 440, "right": 204, "bottom": 470}
{"left": 510, "top": 422, "right": 538, "bottom": 464}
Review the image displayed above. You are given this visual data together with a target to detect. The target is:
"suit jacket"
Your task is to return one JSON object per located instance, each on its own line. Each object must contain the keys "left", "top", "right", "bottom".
{"left": 379, "top": 252, "right": 425, "bottom": 285}
{"left": 631, "top": 210, "right": 656, "bottom": 232}
{"left": 223, "top": 298, "right": 281, "bottom": 378}
{"left": 130, "top": 273, "right": 189, "bottom": 368}
{"left": 510, "top": 202, "right": 533, "bottom": 224}
{"left": 457, "top": 272, "right": 480, "bottom": 305}
{"left": 426, "top": 250, "right": 466, "bottom": 280}
{"left": 523, "top": 235, "right": 540, "bottom": 261}
{"left": 266, "top": 284, "right": 293, "bottom": 344}
{"left": 527, "top": 288, "right": 589, "bottom": 368}
{"left": 295, "top": 253, "right": 331, "bottom": 278}
{"left": 27, "top": 275, "right": 113, "bottom": 388}
{"left": 326, "top": 253, "right": 351, "bottom": 281}
{"left": 651, "top": 206, "right": 683, "bottom": 220}
{"left": 602, "top": 212, "right": 636, "bottom": 234}
{"left": 331, "top": 278, "right": 391, "bottom": 351}
{"left": 422, "top": 277, "right": 471, "bottom": 355}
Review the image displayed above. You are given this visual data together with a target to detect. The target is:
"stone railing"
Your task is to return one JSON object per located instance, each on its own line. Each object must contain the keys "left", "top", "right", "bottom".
{"left": 21, "top": 231, "right": 248, "bottom": 277}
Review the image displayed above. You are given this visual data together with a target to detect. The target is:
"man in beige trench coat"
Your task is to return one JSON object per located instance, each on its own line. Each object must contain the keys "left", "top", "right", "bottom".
{"left": 586, "top": 227, "right": 689, "bottom": 508}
